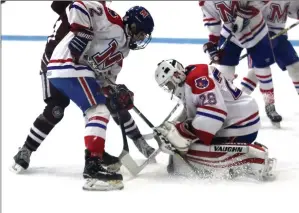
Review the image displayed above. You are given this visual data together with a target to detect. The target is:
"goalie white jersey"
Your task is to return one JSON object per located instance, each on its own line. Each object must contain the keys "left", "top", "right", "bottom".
{"left": 47, "top": 1, "right": 129, "bottom": 84}
{"left": 182, "top": 64, "right": 260, "bottom": 145}
{"left": 262, "top": 1, "right": 299, "bottom": 35}
{"left": 199, "top": 1, "right": 269, "bottom": 48}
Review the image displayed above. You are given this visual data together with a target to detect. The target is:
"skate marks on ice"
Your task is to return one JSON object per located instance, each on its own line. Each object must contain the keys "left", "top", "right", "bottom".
{"left": 7, "top": 156, "right": 299, "bottom": 186}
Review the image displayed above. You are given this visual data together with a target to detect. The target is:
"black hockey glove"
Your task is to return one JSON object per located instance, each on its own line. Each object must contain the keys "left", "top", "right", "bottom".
{"left": 69, "top": 29, "right": 94, "bottom": 63}
{"left": 105, "top": 84, "right": 134, "bottom": 113}
{"left": 203, "top": 41, "right": 223, "bottom": 64}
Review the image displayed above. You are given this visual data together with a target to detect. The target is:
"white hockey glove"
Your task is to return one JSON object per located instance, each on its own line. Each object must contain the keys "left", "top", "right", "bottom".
{"left": 156, "top": 121, "right": 197, "bottom": 154}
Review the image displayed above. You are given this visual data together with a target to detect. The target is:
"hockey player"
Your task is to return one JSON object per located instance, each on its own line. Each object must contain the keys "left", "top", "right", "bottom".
{"left": 200, "top": 1, "right": 282, "bottom": 126}
{"left": 12, "top": 1, "right": 155, "bottom": 175}
{"left": 45, "top": 2, "right": 154, "bottom": 190}
{"left": 154, "top": 59, "right": 276, "bottom": 180}
{"left": 241, "top": 1, "right": 299, "bottom": 100}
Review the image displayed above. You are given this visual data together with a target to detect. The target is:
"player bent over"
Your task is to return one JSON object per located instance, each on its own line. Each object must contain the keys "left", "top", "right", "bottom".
{"left": 12, "top": 1, "right": 155, "bottom": 175}
{"left": 154, "top": 59, "right": 276, "bottom": 180}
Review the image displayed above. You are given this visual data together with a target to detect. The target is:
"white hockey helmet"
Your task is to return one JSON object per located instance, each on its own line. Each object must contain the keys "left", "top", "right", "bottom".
{"left": 155, "top": 59, "right": 186, "bottom": 99}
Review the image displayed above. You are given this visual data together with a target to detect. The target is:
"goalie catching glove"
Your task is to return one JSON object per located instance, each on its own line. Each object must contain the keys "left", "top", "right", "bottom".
{"left": 155, "top": 120, "right": 198, "bottom": 154}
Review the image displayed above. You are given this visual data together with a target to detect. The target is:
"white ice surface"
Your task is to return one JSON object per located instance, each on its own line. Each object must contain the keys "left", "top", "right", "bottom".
{"left": 2, "top": 42, "right": 299, "bottom": 213}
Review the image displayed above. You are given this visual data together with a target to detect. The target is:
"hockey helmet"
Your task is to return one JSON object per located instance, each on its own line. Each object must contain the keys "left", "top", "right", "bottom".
{"left": 155, "top": 59, "right": 186, "bottom": 99}
{"left": 123, "top": 6, "right": 154, "bottom": 50}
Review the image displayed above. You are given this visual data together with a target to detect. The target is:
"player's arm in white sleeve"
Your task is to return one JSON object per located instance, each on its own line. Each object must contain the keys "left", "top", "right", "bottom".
{"left": 67, "top": 1, "right": 94, "bottom": 62}
{"left": 199, "top": 1, "right": 222, "bottom": 43}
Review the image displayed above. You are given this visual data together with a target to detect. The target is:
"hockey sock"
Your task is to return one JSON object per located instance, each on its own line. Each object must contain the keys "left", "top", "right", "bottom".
{"left": 287, "top": 62, "right": 299, "bottom": 95}
{"left": 241, "top": 69, "right": 258, "bottom": 95}
{"left": 254, "top": 67, "right": 275, "bottom": 105}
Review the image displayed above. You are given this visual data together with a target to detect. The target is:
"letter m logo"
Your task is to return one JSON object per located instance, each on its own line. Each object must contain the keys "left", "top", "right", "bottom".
{"left": 267, "top": 3, "right": 290, "bottom": 23}
{"left": 215, "top": 1, "right": 240, "bottom": 23}
{"left": 92, "top": 39, "right": 124, "bottom": 69}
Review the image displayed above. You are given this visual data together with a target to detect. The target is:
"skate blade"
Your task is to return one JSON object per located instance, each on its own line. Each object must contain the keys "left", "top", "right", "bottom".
{"left": 10, "top": 163, "right": 26, "bottom": 174}
{"left": 83, "top": 179, "right": 124, "bottom": 191}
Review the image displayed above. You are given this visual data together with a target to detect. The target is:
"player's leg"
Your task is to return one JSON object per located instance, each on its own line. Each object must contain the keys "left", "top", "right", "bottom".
{"left": 247, "top": 34, "right": 282, "bottom": 125}
{"left": 269, "top": 32, "right": 299, "bottom": 95}
{"left": 11, "top": 53, "right": 70, "bottom": 173}
{"left": 49, "top": 76, "right": 123, "bottom": 190}
{"left": 169, "top": 132, "right": 276, "bottom": 180}
{"left": 240, "top": 55, "right": 259, "bottom": 94}
{"left": 111, "top": 111, "right": 155, "bottom": 158}
{"left": 217, "top": 36, "right": 243, "bottom": 81}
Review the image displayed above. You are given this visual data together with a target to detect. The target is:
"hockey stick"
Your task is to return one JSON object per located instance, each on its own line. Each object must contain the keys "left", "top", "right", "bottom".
{"left": 116, "top": 103, "right": 182, "bottom": 176}
{"left": 133, "top": 105, "right": 203, "bottom": 177}
{"left": 139, "top": 103, "right": 181, "bottom": 140}
{"left": 239, "top": 20, "right": 299, "bottom": 61}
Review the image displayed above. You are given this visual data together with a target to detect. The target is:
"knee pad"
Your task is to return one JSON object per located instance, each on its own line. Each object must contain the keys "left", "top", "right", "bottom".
{"left": 85, "top": 104, "right": 110, "bottom": 121}
{"left": 42, "top": 100, "right": 69, "bottom": 125}
{"left": 218, "top": 65, "right": 236, "bottom": 81}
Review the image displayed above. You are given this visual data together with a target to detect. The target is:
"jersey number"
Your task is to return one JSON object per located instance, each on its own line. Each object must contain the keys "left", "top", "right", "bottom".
{"left": 212, "top": 68, "right": 242, "bottom": 100}
{"left": 92, "top": 40, "right": 124, "bottom": 69}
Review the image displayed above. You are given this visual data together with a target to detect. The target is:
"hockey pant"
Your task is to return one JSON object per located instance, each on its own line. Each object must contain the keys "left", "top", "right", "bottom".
{"left": 49, "top": 77, "right": 109, "bottom": 156}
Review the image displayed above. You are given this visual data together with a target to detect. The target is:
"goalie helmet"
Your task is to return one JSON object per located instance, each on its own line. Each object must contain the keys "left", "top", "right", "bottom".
{"left": 155, "top": 59, "right": 186, "bottom": 99}
{"left": 123, "top": 6, "right": 154, "bottom": 50}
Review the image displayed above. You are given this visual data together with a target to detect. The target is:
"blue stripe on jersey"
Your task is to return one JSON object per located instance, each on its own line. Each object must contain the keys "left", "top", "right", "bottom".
{"left": 296, "top": 86, "right": 299, "bottom": 89}
{"left": 204, "top": 21, "right": 221, "bottom": 26}
{"left": 241, "top": 23, "right": 266, "bottom": 45}
{"left": 241, "top": 82, "right": 254, "bottom": 91}
{"left": 70, "top": 4, "right": 91, "bottom": 23}
{"left": 259, "top": 79, "right": 272, "bottom": 84}
{"left": 86, "top": 123, "right": 107, "bottom": 130}
{"left": 197, "top": 111, "right": 225, "bottom": 122}
{"left": 226, "top": 117, "right": 260, "bottom": 129}
{"left": 48, "top": 65, "right": 93, "bottom": 71}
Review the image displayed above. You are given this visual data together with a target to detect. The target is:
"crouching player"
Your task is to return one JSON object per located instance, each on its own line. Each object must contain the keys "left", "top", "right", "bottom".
{"left": 154, "top": 59, "right": 276, "bottom": 180}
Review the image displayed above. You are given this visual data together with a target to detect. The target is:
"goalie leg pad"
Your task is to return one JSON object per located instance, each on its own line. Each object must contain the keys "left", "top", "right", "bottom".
{"left": 178, "top": 142, "right": 276, "bottom": 180}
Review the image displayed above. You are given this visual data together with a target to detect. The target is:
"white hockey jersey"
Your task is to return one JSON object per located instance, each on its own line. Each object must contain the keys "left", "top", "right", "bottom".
{"left": 47, "top": 1, "right": 129, "bottom": 86}
{"left": 181, "top": 64, "right": 260, "bottom": 145}
{"left": 262, "top": 1, "right": 299, "bottom": 35}
{"left": 199, "top": 1, "right": 269, "bottom": 48}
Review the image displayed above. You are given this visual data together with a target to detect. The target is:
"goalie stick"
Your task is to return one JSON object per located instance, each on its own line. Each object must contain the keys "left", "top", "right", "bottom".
{"left": 239, "top": 20, "right": 299, "bottom": 61}
{"left": 140, "top": 103, "right": 181, "bottom": 140}
{"left": 133, "top": 105, "right": 206, "bottom": 177}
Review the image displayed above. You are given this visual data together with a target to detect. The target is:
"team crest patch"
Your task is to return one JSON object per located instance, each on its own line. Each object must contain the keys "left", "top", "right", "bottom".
{"left": 195, "top": 77, "right": 209, "bottom": 89}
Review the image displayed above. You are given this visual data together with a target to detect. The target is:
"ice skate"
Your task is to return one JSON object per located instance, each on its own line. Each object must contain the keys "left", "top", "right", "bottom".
{"left": 133, "top": 137, "right": 156, "bottom": 163}
{"left": 265, "top": 104, "right": 282, "bottom": 128}
{"left": 85, "top": 149, "right": 121, "bottom": 173}
{"left": 11, "top": 146, "right": 32, "bottom": 174}
{"left": 83, "top": 154, "right": 124, "bottom": 191}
